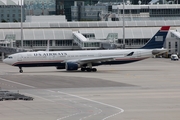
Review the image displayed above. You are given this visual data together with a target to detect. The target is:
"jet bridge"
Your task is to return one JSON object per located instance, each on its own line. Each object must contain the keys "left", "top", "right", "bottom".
{"left": 73, "top": 32, "right": 101, "bottom": 49}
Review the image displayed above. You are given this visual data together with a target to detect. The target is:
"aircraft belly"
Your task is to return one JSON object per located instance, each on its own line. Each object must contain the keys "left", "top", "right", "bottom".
{"left": 13, "top": 61, "right": 65, "bottom": 67}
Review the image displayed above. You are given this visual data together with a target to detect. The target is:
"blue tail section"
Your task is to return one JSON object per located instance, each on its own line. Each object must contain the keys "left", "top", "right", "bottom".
{"left": 141, "top": 26, "right": 170, "bottom": 49}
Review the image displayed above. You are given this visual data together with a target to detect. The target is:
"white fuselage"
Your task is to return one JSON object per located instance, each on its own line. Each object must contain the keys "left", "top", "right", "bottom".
{"left": 3, "top": 49, "right": 153, "bottom": 67}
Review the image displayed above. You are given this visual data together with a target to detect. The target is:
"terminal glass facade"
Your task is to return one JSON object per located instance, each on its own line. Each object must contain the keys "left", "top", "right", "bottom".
{"left": 118, "top": 39, "right": 149, "bottom": 47}
{"left": 24, "top": 0, "right": 56, "bottom": 15}
{"left": 0, "top": 5, "right": 25, "bottom": 22}
{"left": 71, "top": 5, "right": 108, "bottom": 21}
{"left": 56, "top": 0, "right": 98, "bottom": 21}
{"left": 55, "top": 40, "right": 72, "bottom": 46}
{"left": 150, "top": 8, "right": 180, "bottom": 17}
{"left": 16, "top": 40, "right": 74, "bottom": 47}
{"left": 82, "top": 34, "right": 95, "bottom": 39}
{"left": 16, "top": 40, "right": 53, "bottom": 47}
{"left": 84, "top": 42, "right": 100, "bottom": 47}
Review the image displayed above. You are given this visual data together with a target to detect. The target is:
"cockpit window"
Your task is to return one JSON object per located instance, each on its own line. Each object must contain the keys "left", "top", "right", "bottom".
{"left": 8, "top": 56, "right": 13, "bottom": 59}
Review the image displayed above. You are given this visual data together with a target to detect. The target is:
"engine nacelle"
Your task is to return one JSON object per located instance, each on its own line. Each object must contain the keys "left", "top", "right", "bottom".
{"left": 56, "top": 66, "right": 65, "bottom": 69}
{"left": 66, "top": 62, "right": 79, "bottom": 71}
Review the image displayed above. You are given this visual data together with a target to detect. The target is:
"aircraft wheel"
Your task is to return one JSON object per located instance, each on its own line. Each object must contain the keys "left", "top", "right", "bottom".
{"left": 19, "top": 69, "right": 23, "bottom": 73}
{"left": 81, "top": 68, "right": 85, "bottom": 72}
{"left": 92, "top": 68, "right": 97, "bottom": 72}
{"left": 86, "top": 68, "right": 92, "bottom": 72}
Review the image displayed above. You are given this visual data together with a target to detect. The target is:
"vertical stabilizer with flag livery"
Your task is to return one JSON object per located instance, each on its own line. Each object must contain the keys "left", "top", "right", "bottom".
{"left": 141, "top": 26, "right": 170, "bottom": 49}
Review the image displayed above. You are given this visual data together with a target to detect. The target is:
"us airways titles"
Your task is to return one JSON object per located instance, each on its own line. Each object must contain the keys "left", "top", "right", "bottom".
{"left": 34, "top": 52, "right": 67, "bottom": 56}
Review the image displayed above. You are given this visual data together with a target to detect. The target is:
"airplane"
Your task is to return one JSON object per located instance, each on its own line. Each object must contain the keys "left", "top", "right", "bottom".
{"left": 3, "top": 26, "right": 170, "bottom": 73}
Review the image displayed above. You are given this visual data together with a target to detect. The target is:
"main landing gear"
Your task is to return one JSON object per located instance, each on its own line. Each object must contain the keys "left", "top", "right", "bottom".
{"left": 81, "top": 63, "right": 97, "bottom": 72}
{"left": 19, "top": 67, "right": 23, "bottom": 73}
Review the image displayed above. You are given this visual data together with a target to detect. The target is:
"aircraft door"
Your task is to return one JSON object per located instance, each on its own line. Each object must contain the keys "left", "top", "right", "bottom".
{"left": 137, "top": 51, "right": 141, "bottom": 58}
{"left": 17, "top": 55, "right": 23, "bottom": 61}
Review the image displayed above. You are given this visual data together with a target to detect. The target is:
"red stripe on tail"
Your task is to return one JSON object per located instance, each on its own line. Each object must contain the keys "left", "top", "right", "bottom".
{"left": 161, "top": 26, "right": 170, "bottom": 31}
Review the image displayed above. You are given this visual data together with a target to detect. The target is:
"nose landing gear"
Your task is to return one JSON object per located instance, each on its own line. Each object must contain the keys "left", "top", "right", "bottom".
{"left": 19, "top": 67, "right": 23, "bottom": 73}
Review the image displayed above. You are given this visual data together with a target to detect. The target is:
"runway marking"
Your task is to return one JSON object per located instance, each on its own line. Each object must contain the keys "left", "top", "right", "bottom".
{"left": 57, "top": 111, "right": 83, "bottom": 120}
{"left": 47, "top": 90, "right": 124, "bottom": 120}
{"left": 79, "top": 105, "right": 102, "bottom": 120}
{"left": 48, "top": 90, "right": 102, "bottom": 120}
{"left": 47, "top": 90, "right": 102, "bottom": 120}
{"left": 0, "top": 77, "right": 36, "bottom": 88}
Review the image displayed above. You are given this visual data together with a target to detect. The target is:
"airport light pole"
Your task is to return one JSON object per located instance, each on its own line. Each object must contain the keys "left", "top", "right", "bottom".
{"left": 21, "top": 0, "right": 23, "bottom": 49}
{"left": 123, "top": 0, "right": 125, "bottom": 49}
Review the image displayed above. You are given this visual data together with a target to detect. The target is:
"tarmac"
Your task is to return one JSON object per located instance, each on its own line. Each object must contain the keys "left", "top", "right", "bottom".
{"left": 0, "top": 58, "right": 180, "bottom": 120}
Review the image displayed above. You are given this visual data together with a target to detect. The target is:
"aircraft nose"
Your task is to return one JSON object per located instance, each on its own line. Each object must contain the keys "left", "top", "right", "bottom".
{"left": 3, "top": 58, "right": 11, "bottom": 65}
{"left": 3, "top": 58, "right": 7, "bottom": 64}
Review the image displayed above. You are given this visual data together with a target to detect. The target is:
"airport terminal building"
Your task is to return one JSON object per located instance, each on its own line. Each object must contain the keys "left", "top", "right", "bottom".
{"left": 0, "top": 20, "right": 180, "bottom": 57}
{"left": 0, "top": 3, "right": 180, "bottom": 59}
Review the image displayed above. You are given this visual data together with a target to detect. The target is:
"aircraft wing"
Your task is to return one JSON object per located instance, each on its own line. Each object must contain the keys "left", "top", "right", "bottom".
{"left": 66, "top": 52, "right": 134, "bottom": 64}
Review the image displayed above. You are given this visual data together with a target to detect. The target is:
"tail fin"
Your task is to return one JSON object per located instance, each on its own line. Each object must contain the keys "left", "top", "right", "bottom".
{"left": 141, "top": 26, "right": 170, "bottom": 49}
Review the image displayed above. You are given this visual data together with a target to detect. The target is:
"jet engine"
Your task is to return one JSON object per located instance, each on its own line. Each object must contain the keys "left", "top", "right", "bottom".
{"left": 66, "top": 62, "right": 79, "bottom": 71}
